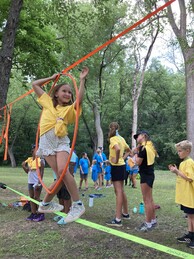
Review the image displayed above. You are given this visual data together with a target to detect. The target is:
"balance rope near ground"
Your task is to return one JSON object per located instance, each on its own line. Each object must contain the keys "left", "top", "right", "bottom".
{"left": 3, "top": 184, "right": 193, "bottom": 259}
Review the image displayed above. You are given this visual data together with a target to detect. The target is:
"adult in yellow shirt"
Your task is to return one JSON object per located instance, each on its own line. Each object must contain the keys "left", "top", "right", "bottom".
{"left": 32, "top": 67, "right": 89, "bottom": 224}
{"left": 106, "top": 122, "right": 131, "bottom": 227}
{"left": 169, "top": 140, "right": 194, "bottom": 249}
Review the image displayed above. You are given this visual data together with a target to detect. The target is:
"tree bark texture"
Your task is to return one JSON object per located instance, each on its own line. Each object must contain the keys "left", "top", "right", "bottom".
{"left": 0, "top": 0, "right": 23, "bottom": 112}
{"left": 165, "top": 0, "right": 194, "bottom": 157}
{"left": 93, "top": 102, "right": 104, "bottom": 149}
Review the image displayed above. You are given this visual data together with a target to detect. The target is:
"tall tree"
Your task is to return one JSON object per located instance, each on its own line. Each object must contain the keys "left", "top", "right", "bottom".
{"left": 0, "top": 0, "right": 23, "bottom": 112}
{"left": 164, "top": 0, "right": 194, "bottom": 157}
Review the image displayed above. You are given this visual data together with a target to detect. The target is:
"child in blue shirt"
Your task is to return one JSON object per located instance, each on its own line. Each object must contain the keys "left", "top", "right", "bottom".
{"left": 91, "top": 160, "right": 98, "bottom": 189}
{"left": 79, "top": 152, "right": 90, "bottom": 191}
{"left": 105, "top": 160, "right": 112, "bottom": 187}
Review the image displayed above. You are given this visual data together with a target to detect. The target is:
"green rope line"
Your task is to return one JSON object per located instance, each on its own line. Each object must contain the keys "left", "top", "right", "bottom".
{"left": 3, "top": 184, "right": 193, "bottom": 259}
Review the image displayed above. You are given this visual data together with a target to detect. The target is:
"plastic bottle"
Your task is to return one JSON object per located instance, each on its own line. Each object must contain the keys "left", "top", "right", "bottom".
{"left": 133, "top": 207, "right": 137, "bottom": 213}
{"left": 139, "top": 202, "right": 145, "bottom": 214}
{"left": 89, "top": 195, "right": 94, "bottom": 207}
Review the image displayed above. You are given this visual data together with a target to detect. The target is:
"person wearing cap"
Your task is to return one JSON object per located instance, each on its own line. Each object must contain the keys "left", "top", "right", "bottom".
{"left": 133, "top": 130, "right": 158, "bottom": 231}
{"left": 106, "top": 122, "right": 132, "bottom": 227}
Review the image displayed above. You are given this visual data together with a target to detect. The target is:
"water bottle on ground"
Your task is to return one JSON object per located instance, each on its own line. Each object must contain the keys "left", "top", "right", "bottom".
{"left": 89, "top": 195, "right": 94, "bottom": 207}
{"left": 139, "top": 202, "right": 144, "bottom": 214}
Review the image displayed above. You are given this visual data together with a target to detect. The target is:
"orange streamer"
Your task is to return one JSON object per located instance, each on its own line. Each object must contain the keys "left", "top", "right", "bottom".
{"left": 3, "top": 105, "right": 12, "bottom": 160}
{"left": 0, "top": 0, "right": 176, "bottom": 113}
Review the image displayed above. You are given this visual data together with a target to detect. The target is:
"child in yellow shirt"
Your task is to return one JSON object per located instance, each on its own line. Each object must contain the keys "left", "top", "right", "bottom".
{"left": 169, "top": 140, "right": 194, "bottom": 249}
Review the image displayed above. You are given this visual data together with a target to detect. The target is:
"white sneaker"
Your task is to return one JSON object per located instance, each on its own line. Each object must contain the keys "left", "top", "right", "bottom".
{"left": 63, "top": 202, "right": 85, "bottom": 223}
{"left": 38, "top": 202, "right": 64, "bottom": 213}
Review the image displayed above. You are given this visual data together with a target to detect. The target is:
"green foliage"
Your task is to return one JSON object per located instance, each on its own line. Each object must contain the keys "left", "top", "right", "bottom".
{"left": 13, "top": 0, "right": 63, "bottom": 78}
{"left": 138, "top": 59, "right": 186, "bottom": 168}
{"left": 0, "top": 0, "right": 188, "bottom": 168}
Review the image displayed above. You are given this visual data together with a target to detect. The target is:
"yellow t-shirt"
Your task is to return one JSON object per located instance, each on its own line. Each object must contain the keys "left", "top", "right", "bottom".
{"left": 25, "top": 157, "right": 41, "bottom": 170}
{"left": 38, "top": 93, "right": 82, "bottom": 136}
{"left": 109, "top": 135, "right": 129, "bottom": 166}
{"left": 175, "top": 158, "right": 194, "bottom": 208}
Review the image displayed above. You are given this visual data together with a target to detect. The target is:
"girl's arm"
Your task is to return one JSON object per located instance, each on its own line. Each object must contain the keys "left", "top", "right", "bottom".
{"left": 75, "top": 67, "right": 89, "bottom": 108}
{"left": 39, "top": 159, "right": 45, "bottom": 182}
{"left": 123, "top": 147, "right": 132, "bottom": 160}
{"left": 135, "top": 155, "right": 143, "bottom": 166}
{"left": 168, "top": 164, "right": 193, "bottom": 182}
{"left": 32, "top": 73, "right": 59, "bottom": 97}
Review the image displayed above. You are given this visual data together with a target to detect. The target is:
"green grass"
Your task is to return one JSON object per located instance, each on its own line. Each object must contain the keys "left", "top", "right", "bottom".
{"left": 0, "top": 167, "right": 194, "bottom": 258}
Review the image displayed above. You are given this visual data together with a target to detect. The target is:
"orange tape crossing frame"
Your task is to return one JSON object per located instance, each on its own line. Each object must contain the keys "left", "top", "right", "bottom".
{"left": 0, "top": 0, "right": 176, "bottom": 194}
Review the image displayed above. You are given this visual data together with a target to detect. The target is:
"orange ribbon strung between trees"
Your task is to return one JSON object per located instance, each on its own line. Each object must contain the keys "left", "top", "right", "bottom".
{"left": 0, "top": 0, "right": 176, "bottom": 191}
{"left": 3, "top": 105, "right": 12, "bottom": 160}
{"left": 0, "top": 0, "right": 176, "bottom": 113}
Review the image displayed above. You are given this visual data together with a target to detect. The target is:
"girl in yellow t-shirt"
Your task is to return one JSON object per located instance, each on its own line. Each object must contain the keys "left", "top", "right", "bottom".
{"left": 106, "top": 122, "right": 131, "bottom": 227}
{"left": 32, "top": 67, "right": 89, "bottom": 224}
{"left": 169, "top": 140, "right": 194, "bottom": 249}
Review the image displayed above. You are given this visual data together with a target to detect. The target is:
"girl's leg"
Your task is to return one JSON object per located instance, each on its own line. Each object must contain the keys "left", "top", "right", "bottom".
{"left": 42, "top": 154, "right": 63, "bottom": 202}
{"left": 85, "top": 177, "right": 88, "bottom": 189}
{"left": 141, "top": 183, "right": 155, "bottom": 223}
{"left": 29, "top": 189, "right": 37, "bottom": 214}
{"left": 98, "top": 173, "right": 102, "bottom": 187}
{"left": 113, "top": 181, "right": 126, "bottom": 220}
{"left": 188, "top": 214, "right": 194, "bottom": 232}
{"left": 79, "top": 177, "right": 83, "bottom": 189}
{"left": 56, "top": 151, "right": 80, "bottom": 201}
{"left": 132, "top": 173, "right": 137, "bottom": 188}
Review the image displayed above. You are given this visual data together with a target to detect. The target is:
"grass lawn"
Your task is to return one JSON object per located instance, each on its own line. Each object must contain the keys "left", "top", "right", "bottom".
{"left": 0, "top": 167, "right": 194, "bottom": 259}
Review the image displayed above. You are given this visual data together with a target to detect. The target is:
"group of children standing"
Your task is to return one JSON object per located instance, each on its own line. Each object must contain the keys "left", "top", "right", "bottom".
{"left": 19, "top": 65, "right": 194, "bottom": 249}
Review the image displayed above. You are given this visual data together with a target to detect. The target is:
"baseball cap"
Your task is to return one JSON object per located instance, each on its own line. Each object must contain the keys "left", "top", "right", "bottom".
{"left": 133, "top": 130, "right": 150, "bottom": 140}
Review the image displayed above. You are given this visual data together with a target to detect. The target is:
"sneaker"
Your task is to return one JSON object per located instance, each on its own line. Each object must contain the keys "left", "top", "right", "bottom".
{"left": 136, "top": 222, "right": 152, "bottom": 232}
{"left": 188, "top": 240, "right": 194, "bottom": 248}
{"left": 33, "top": 213, "right": 45, "bottom": 222}
{"left": 53, "top": 215, "right": 63, "bottom": 222}
{"left": 177, "top": 233, "right": 192, "bottom": 243}
{"left": 57, "top": 217, "right": 66, "bottom": 225}
{"left": 63, "top": 202, "right": 85, "bottom": 224}
{"left": 122, "top": 213, "right": 130, "bottom": 220}
{"left": 38, "top": 202, "right": 64, "bottom": 213}
{"left": 151, "top": 222, "right": 158, "bottom": 228}
{"left": 25, "top": 213, "right": 35, "bottom": 221}
{"left": 106, "top": 219, "right": 122, "bottom": 227}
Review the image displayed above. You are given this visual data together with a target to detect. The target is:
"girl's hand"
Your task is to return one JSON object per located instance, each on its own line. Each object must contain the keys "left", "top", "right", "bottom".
{"left": 50, "top": 73, "right": 60, "bottom": 81}
{"left": 111, "top": 157, "right": 118, "bottom": 164}
{"left": 80, "top": 67, "right": 89, "bottom": 80}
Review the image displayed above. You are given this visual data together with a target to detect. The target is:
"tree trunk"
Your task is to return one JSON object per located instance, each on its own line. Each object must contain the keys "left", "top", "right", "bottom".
{"left": 0, "top": 0, "right": 23, "bottom": 112}
{"left": 8, "top": 147, "right": 16, "bottom": 167}
{"left": 165, "top": 0, "right": 194, "bottom": 157}
{"left": 93, "top": 102, "right": 104, "bottom": 149}
{"left": 132, "top": 98, "right": 138, "bottom": 149}
{"left": 184, "top": 49, "right": 194, "bottom": 158}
